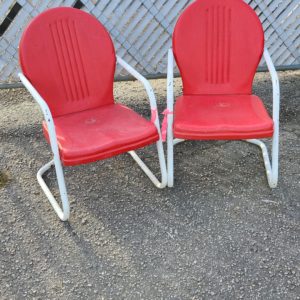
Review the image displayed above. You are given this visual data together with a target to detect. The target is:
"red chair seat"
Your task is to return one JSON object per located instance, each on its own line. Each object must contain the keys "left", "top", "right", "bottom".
{"left": 174, "top": 95, "right": 274, "bottom": 140}
{"left": 43, "top": 104, "right": 159, "bottom": 166}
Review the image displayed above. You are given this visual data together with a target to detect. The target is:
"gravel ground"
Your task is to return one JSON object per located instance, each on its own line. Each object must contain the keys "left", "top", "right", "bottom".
{"left": 0, "top": 70, "right": 299, "bottom": 299}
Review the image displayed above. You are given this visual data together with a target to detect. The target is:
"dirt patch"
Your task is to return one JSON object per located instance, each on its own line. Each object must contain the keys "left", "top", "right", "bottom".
{"left": 0, "top": 170, "right": 10, "bottom": 188}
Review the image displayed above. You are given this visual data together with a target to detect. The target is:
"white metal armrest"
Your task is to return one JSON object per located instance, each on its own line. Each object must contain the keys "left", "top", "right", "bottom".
{"left": 263, "top": 48, "right": 280, "bottom": 124}
{"left": 167, "top": 49, "right": 174, "bottom": 114}
{"left": 116, "top": 56, "right": 167, "bottom": 188}
{"left": 116, "top": 56, "right": 160, "bottom": 128}
{"left": 262, "top": 47, "right": 280, "bottom": 186}
{"left": 166, "top": 49, "right": 175, "bottom": 186}
{"left": 166, "top": 49, "right": 183, "bottom": 145}
{"left": 18, "top": 73, "right": 60, "bottom": 157}
{"left": 246, "top": 48, "right": 280, "bottom": 187}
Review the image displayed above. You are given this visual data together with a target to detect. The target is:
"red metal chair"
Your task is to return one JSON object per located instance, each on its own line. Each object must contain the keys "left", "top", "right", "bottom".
{"left": 165, "top": 0, "right": 280, "bottom": 188}
{"left": 18, "top": 7, "right": 167, "bottom": 221}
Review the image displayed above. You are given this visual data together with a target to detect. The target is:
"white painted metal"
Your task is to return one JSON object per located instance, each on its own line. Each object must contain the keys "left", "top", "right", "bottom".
{"left": 117, "top": 56, "right": 167, "bottom": 188}
{"left": 18, "top": 56, "right": 167, "bottom": 221}
{"left": 37, "top": 159, "right": 69, "bottom": 221}
{"left": 173, "top": 139, "right": 185, "bottom": 146}
{"left": 19, "top": 73, "right": 70, "bottom": 221}
{"left": 166, "top": 48, "right": 280, "bottom": 188}
{"left": 166, "top": 49, "right": 175, "bottom": 187}
{"left": 246, "top": 47, "right": 280, "bottom": 188}
{"left": 166, "top": 47, "right": 186, "bottom": 187}
{"left": 1, "top": 0, "right": 299, "bottom": 84}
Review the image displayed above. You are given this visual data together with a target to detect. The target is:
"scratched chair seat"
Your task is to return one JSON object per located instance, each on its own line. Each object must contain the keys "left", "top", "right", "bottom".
{"left": 43, "top": 103, "right": 159, "bottom": 166}
{"left": 173, "top": 95, "right": 274, "bottom": 140}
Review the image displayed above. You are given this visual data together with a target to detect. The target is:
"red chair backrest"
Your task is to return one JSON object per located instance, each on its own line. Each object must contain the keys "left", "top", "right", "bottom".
{"left": 19, "top": 7, "right": 116, "bottom": 117}
{"left": 173, "top": 0, "right": 264, "bottom": 95}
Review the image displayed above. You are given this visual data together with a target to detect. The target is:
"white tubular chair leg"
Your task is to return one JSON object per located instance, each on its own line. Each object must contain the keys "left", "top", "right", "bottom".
{"left": 167, "top": 118, "right": 174, "bottom": 187}
{"left": 128, "top": 137, "right": 167, "bottom": 189}
{"left": 246, "top": 136, "right": 278, "bottom": 188}
{"left": 37, "top": 157, "right": 70, "bottom": 221}
{"left": 173, "top": 139, "right": 185, "bottom": 145}
{"left": 117, "top": 55, "right": 167, "bottom": 188}
{"left": 130, "top": 107, "right": 168, "bottom": 189}
{"left": 168, "top": 138, "right": 185, "bottom": 187}
{"left": 156, "top": 138, "right": 168, "bottom": 188}
{"left": 167, "top": 49, "right": 175, "bottom": 187}
{"left": 128, "top": 131, "right": 167, "bottom": 189}
{"left": 166, "top": 47, "right": 185, "bottom": 187}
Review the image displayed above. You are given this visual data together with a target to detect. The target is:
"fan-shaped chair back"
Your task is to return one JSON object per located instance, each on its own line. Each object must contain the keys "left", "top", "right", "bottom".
{"left": 173, "top": 0, "right": 264, "bottom": 95}
{"left": 19, "top": 7, "right": 116, "bottom": 117}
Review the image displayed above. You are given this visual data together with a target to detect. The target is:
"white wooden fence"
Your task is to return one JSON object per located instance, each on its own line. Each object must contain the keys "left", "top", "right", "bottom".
{"left": 0, "top": 0, "right": 299, "bottom": 84}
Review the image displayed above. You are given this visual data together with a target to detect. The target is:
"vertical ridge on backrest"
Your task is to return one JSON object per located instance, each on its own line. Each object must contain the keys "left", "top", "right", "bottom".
{"left": 205, "top": 5, "right": 232, "bottom": 85}
{"left": 70, "top": 20, "right": 89, "bottom": 99}
{"left": 50, "top": 19, "right": 90, "bottom": 102}
{"left": 226, "top": 7, "right": 232, "bottom": 84}
{"left": 60, "top": 19, "right": 82, "bottom": 101}
{"left": 52, "top": 20, "right": 76, "bottom": 101}
{"left": 49, "top": 22, "right": 71, "bottom": 101}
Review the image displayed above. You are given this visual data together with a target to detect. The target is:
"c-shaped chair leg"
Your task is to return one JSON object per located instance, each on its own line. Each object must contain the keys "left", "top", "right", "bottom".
{"left": 167, "top": 137, "right": 185, "bottom": 188}
{"left": 37, "top": 138, "right": 167, "bottom": 221}
{"left": 128, "top": 139, "right": 167, "bottom": 189}
{"left": 36, "top": 157, "right": 70, "bottom": 221}
{"left": 246, "top": 138, "right": 279, "bottom": 188}
{"left": 168, "top": 138, "right": 277, "bottom": 188}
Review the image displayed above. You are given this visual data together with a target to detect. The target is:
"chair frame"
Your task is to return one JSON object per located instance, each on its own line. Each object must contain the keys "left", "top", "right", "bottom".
{"left": 166, "top": 47, "right": 280, "bottom": 188}
{"left": 19, "top": 56, "right": 167, "bottom": 221}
